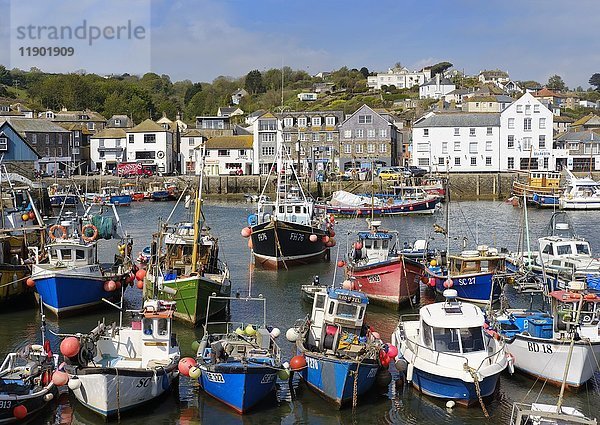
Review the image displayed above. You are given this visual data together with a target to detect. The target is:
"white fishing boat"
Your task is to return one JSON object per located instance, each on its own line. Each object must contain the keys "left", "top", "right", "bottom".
{"left": 559, "top": 170, "right": 600, "bottom": 210}
{"left": 391, "top": 289, "right": 508, "bottom": 407}
{"left": 494, "top": 281, "right": 600, "bottom": 388}
{"left": 62, "top": 299, "right": 180, "bottom": 418}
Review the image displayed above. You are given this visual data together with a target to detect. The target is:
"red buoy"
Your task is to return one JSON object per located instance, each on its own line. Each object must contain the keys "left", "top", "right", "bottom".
{"left": 60, "top": 337, "right": 80, "bottom": 358}
{"left": 241, "top": 227, "right": 252, "bottom": 238}
{"left": 290, "top": 355, "right": 307, "bottom": 371}
{"left": 354, "top": 242, "right": 363, "bottom": 250}
{"left": 136, "top": 280, "right": 144, "bottom": 289}
{"left": 13, "top": 405, "right": 27, "bottom": 420}
{"left": 329, "top": 230, "right": 335, "bottom": 238}
{"left": 178, "top": 357, "right": 197, "bottom": 377}
{"left": 387, "top": 345, "right": 398, "bottom": 359}
{"left": 51, "top": 370, "right": 69, "bottom": 386}
{"left": 322, "top": 236, "right": 330, "bottom": 243}
{"left": 104, "top": 280, "right": 117, "bottom": 292}
{"left": 337, "top": 260, "right": 345, "bottom": 268}
{"left": 26, "top": 278, "right": 35, "bottom": 288}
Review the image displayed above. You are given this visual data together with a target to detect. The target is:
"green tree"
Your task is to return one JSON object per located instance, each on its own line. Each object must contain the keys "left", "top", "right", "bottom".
{"left": 429, "top": 62, "right": 453, "bottom": 76}
{"left": 547, "top": 74, "right": 567, "bottom": 91}
{"left": 245, "top": 70, "right": 265, "bottom": 95}
{"left": 359, "top": 67, "right": 369, "bottom": 78}
{"left": 184, "top": 82, "right": 202, "bottom": 105}
{"left": 589, "top": 73, "right": 600, "bottom": 91}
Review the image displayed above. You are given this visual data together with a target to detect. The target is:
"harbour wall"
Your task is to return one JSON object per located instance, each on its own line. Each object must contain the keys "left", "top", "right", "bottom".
{"left": 49, "top": 172, "right": 600, "bottom": 201}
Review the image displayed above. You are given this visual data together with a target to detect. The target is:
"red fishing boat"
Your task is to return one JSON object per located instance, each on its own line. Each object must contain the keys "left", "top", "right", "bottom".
{"left": 345, "top": 220, "right": 425, "bottom": 307}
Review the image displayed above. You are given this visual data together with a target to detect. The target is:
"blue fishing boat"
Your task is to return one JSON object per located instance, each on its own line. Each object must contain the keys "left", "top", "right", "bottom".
{"left": 194, "top": 294, "right": 284, "bottom": 414}
{"left": 531, "top": 192, "right": 559, "bottom": 208}
{"left": 426, "top": 247, "right": 507, "bottom": 304}
{"left": 100, "top": 186, "right": 132, "bottom": 206}
{"left": 392, "top": 289, "right": 508, "bottom": 406}
{"left": 31, "top": 205, "right": 134, "bottom": 316}
{"left": 288, "top": 287, "right": 382, "bottom": 407}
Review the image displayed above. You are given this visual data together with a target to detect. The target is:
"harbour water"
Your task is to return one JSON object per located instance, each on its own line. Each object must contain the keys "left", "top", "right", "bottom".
{"left": 3, "top": 200, "right": 600, "bottom": 424}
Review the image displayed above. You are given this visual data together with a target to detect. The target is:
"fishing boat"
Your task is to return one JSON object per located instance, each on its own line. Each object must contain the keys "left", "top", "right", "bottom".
{"left": 193, "top": 294, "right": 284, "bottom": 414}
{"left": 493, "top": 281, "right": 600, "bottom": 388}
{"left": 121, "top": 183, "right": 145, "bottom": 202}
{"left": 245, "top": 128, "right": 331, "bottom": 269}
{"left": 288, "top": 287, "right": 383, "bottom": 407}
{"left": 391, "top": 289, "right": 508, "bottom": 406}
{"left": 31, "top": 204, "right": 134, "bottom": 316}
{"left": 317, "top": 189, "right": 440, "bottom": 216}
{"left": 62, "top": 298, "right": 180, "bottom": 418}
{"left": 144, "top": 142, "right": 231, "bottom": 326}
{"left": 300, "top": 276, "right": 326, "bottom": 303}
{"left": 346, "top": 220, "right": 424, "bottom": 307}
{"left": 512, "top": 170, "right": 562, "bottom": 204}
{"left": 559, "top": 171, "right": 600, "bottom": 210}
{"left": 0, "top": 308, "right": 57, "bottom": 424}
{"left": 510, "top": 402, "right": 597, "bottom": 425}
{"left": 0, "top": 179, "right": 47, "bottom": 307}
{"left": 99, "top": 186, "right": 132, "bottom": 206}
{"left": 506, "top": 212, "right": 600, "bottom": 292}
{"left": 148, "top": 182, "right": 170, "bottom": 201}
{"left": 48, "top": 184, "right": 79, "bottom": 207}
{"left": 425, "top": 246, "right": 508, "bottom": 304}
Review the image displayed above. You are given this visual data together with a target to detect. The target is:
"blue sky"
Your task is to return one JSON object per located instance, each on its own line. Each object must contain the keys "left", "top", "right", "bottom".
{"left": 2, "top": 0, "right": 599, "bottom": 88}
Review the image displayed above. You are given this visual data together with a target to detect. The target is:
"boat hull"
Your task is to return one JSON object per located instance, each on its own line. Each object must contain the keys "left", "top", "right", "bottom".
{"left": 32, "top": 268, "right": 117, "bottom": 316}
{"left": 250, "top": 220, "right": 329, "bottom": 269}
{"left": 145, "top": 275, "right": 231, "bottom": 326}
{"left": 0, "top": 384, "right": 56, "bottom": 424}
{"left": 348, "top": 257, "right": 423, "bottom": 307}
{"left": 433, "top": 272, "right": 502, "bottom": 304}
{"left": 559, "top": 198, "right": 600, "bottom": 210}
{"left": 150, "top": 191, "right": 170, "bottom": 201}
{"left": 411, "top": 367, "right": 500, "bottom": 405}
{"left": 300, "top": 353, "right": 379, "bottom": 407}
{"left": 71, "top": 366, "right": 178, "bottom": 417}
{"left": 317, "top": 197, "right": 440, "bottom": 216}
{"left": 198, "top": 363, "right": 277, "bottom": 413}
{"left": 109, "top": 195, "right": 132, "bottom": 206}
{"left": 504, "top": 335, "right": 600, "bottom": 387}
{"left": 0, "top": 264, "right": 33, "bottom": 306}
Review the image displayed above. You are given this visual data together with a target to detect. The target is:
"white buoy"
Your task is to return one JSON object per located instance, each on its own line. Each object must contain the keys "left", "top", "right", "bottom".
{"left": 285, "top": 328, "right": 299, "bottom": 342}
{"left": 270, "top": 327, "right": 281, "bottom": 338}
{"left": 44, "top": 393, "right": 54, "bottom": 402}
{"left": 67, "top": 376, "right": 81, "bottom": 390}
{"left": 406, "top": 363, "right": 414, "bottom": 382}
{"left": 446, "top": 400, "right": 455, "bottom": 409}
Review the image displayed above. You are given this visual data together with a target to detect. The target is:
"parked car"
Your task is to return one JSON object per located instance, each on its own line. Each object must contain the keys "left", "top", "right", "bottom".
{"left": 378, "top": 169, "right": 404, "bottom": 181}
{"left": 408, "top": 166, "right": 428, "bottom": 177}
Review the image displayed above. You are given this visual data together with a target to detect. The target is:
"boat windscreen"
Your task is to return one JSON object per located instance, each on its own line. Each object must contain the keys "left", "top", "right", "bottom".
{"left": 576, "top": 243, "right": 590, "bottom": 255}
{"left": 336, "top": 303, "right": 357, "bottom": 318}
{"left": 459, "top": 327, "right": 485, "bottom": 352}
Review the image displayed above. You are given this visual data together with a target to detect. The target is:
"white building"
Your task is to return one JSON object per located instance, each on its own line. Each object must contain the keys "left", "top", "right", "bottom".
{"left": 412, "top": 93, "right": 554, "bottom": 172}
{"left": 252, "top": 112, "right": 278, "bottom": 175}
{"left": 180, "top": 129, "right": 205, "bottom": 174}
{"left": 89, "top": 128, "right": 126, "bottom": 172}
{"left": 125, "top": 119, "right": 174, "bottom": 175}
{"left": 198, "top": 135, "right": 254, "bottom": 176}
{"left": 419, "top": 74, "right": 456, "bottom": 99}
{"left": 367, "top": 67, "right": 432, "bottom": 90}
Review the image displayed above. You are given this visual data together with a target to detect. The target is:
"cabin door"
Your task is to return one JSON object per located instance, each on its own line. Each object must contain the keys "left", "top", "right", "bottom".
{"left": 309, "top": 294, "right": 326, "bottom": 348}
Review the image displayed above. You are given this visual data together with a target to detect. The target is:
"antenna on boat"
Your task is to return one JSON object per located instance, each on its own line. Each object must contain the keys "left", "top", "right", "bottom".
{"left": 331, "top": 242, "right": 342, "bottom": 288}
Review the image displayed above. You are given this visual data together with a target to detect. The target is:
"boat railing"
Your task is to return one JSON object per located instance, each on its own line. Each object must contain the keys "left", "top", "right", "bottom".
{"left": 399, "top": 315, "right": 506, "bottom": 373}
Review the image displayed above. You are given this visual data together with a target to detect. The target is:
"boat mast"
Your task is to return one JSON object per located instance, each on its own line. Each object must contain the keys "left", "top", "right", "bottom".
{"left": 370, "top": 158, "right": 375, "bottom": 224}
{"left": 274, "top": 120, "right": 284, "bottom": 215}
{"left": 191, "top": 141, "right": 206, "bottom": 274}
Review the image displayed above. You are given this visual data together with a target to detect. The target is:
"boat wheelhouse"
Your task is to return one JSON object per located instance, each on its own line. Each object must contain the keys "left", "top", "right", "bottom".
{"left": 392, "top": 289, "right": 507, "bottom": 405}
{"left": 512, "top": 170, "right": 562, "bottom": 203}
{"left": 292, "top": 287, "right": 381, "bottom": 407}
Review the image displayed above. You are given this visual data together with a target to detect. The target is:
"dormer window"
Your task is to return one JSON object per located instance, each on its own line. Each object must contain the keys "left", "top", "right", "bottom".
{"left": 114, "top": 119, "right": 121, "bottom": 126}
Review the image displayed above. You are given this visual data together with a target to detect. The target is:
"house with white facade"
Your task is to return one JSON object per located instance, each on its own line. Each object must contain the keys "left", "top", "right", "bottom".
{"left": 412, "top": 93, "right": 554, "bottom": 172}
{"left": 478, "top": 70, "right": 510, "bottom": 87}
{"left": 554, "top": 130, "right": 600, "bottom": 171}
{"left": 125, "top": 119, "right": 174, "bottom": 175}
{"left": 252, "top": 112, "right": 278, "bottom": 175}
{"left": 89, "top": 128, "right": 126, "bottom": 173}
{"left": 180, "top": 129, "right": 206, "bottom": 174}
{"left": 199, "top": 135, "right": 254, "bottom": 176}
{"left": 367, "top": 66, "right": 432, "bottom": 90}
{"left": 419, "top": 74, "right": 456, "bottom": 99}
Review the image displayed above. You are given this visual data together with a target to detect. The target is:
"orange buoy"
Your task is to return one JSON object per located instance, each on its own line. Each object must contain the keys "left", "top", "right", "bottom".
{"left": 51, "top": 370, "right": 69, "bottom": 386}
{"left": 136, "top": 280, "right": 143, "bottom": 289}
{"left": 60, "top": 337, "right": 80, "bottom": 358}
{"left": 241, "top": 227, "right": 252, "bottom": 238}
{"left": 290, "top": 355, "right": 307, "bottom": 371}
{"left": 135, "top": 269, "right": 147, "bottom": 281}
{"left": 178, "top": 357, "right": 197, "bottom": 377}
{"left": 337, "top": 260, "right": 346, "bottom": 268}
{"left": 26, "top": 278, "right": 35, "bottom": 288}
{"left": 103, "top": 280, "right": 117, "bottom": 292}
{"left": 354, "top": 242, "right": 363, "bottom": 250}
{"left": 28, "top": 211, "right": 34, "bottom": 220}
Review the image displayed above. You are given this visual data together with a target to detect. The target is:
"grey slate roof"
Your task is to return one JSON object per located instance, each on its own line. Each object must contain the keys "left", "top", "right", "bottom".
{"left": 6, "top": 118, "right": 71, "bottom": 134}
{"left": 422, "top": 76, "right": 454, "bottom": 86}
{"left": 556, "top": 130, "right": 599, "bottom": 142}
{"left": 413, "top": 113, "right": 500, "bottom": 128}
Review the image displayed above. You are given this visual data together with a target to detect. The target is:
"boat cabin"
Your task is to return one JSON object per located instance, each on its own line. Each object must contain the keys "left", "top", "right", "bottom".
{"left": 162, "top": 223, "right": 219, "bottom": 276}
{"left": 418, "top": 290, "right": 487, "bottom": 354}
{"left": 94, "top": 300, "right": 177, "bottom": 368}
{"left": 47, "top": 241, "right": 97, "bottom": 267}
{"left": 539, "top": 236, "right": 592, "bottom": 260}
{"left": 389, "top": 186, "right": 432, "bottom": 200}
{"left": 549, "top": 283, "right": 600, "bottom": 338}
{"left": 352, "top": 230, "right": 397, "bottom": 265}
{"left": 307, "top": 288, "right": 369, "bottom": 356}
{"left": 563, "top": 177, "right": 600, "bottom": 198}
{"left": 257, "top": 201, "right": 313, "bottom": 226}
{"left": 447, "top": 247, "right": 505, "bottom": 276}
{"left": 527, "top": 171, "right": 561, "bottom": 188}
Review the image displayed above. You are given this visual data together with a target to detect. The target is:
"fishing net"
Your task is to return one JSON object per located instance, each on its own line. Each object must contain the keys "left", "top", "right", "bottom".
{"left": 90, "top": 215, "right": 116, "bottom": 240}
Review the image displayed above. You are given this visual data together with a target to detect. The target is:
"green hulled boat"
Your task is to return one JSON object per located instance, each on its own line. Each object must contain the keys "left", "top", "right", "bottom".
{"left": 144, "top": 143, "right": 231, "bottom": 326}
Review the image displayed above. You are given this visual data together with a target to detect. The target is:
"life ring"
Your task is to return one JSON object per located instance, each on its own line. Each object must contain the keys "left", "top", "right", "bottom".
{"left": 82, "top": 224, "right": 98, "bottom": 242}
{"left": 49, "top": 225, "right": 67, "bottom": 240}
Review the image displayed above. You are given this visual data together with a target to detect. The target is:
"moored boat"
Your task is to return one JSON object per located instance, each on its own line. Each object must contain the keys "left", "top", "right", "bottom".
{"left": 492, "top": 281, "right": 600, "bottom": 388}
{"left": 100, "top": 186, "right": 132, "bottom": 206}
{"left": 288, "top": 287, "right": 383, "bottom": 407}
{"left": 559, "top": 170, "right": 600, "bottom": 210}
{"left": 391, "top": 289, "right": 508, "bottom": 406}
{"left": 192, "top": 294, "right": 285, "bottom": 414}
{"left": 346, "top": 220, "right": 424, "bottom": 307}
{"left": 63, "top": 299, "right": 180, "bottom": 418}
{"left": 512, "top": 170, "right": 562, "bottom": 204}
